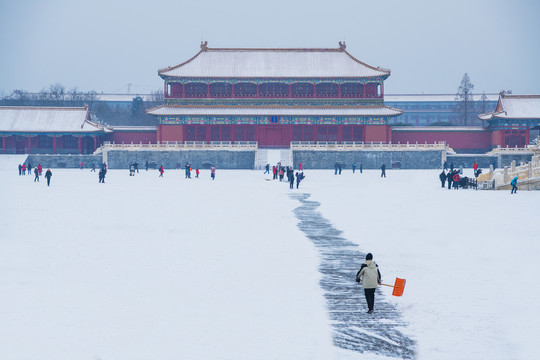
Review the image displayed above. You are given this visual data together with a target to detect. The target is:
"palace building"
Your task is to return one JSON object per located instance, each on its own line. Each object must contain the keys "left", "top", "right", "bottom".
{"left": 0, "top": 105, "right": 110, "bottom": 154}
{"left": 147, "top": 42, "right": 402, "bottom": 147}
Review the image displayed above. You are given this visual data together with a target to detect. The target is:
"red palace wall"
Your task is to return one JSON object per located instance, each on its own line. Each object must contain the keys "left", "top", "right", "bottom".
{"left": 112, "top": 131, "right": 157, "bottom": 144}
{"left": 158, "top": 125, "right": 184, "bottom": 142}
{"left": 156, "top": 124, "right": 391, "bottom": 147}
{"left": 391, "top": 130, "right": 493, "bottom": 151}
{"left": 364, "top": 125, "right": 391, "bottom": 143}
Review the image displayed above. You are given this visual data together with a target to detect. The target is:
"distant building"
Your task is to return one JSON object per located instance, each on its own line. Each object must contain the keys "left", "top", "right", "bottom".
{"left": 0, "top": 106, "right": 111, "bottom": 154}
{"left": 146, "top": 42, "right": 402, "bottom": 146}
{"left": 479, "top": 93, "right": 540, "bottom": 147}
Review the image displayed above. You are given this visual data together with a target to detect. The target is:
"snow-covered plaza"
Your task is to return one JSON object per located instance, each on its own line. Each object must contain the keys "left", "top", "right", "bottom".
{"left": 1, "top": 155, "right": 538, "bottom": 360}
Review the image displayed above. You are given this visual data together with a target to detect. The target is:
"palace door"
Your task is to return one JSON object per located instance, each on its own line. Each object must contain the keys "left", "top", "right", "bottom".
{"left": 265, "top": 127, "right": 283, "bottom": 148}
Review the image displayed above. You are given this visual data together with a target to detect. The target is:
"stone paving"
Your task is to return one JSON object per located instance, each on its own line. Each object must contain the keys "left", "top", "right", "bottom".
{"left": 289, "top": 193, "right": 416, "bottom": 359}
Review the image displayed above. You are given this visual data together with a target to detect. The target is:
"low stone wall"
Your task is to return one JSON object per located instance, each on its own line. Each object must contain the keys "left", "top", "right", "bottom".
{"left": 105, "top": 150, "right": 256, "bottom": 169}
{"left": 25, "top": 154, "right": 103, "bottom": 169}
{"left": 293, "top": 150, "right": 443, "bottom": 169}
{"left": 447, "top": 153, "right": 533, "bottom": 170}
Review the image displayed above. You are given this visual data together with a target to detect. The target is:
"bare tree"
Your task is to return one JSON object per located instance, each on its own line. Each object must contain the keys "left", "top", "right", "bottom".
{"left": 454, "top": 73, "right": 475, "bottom": 126}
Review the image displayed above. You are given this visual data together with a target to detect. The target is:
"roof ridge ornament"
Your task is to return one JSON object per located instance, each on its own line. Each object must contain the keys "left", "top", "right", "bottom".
{"left": 200, "top": 41, "right": 208, "bottom": 50}
{"left": 339, "top": 41, "right": 346, "bottom": 50}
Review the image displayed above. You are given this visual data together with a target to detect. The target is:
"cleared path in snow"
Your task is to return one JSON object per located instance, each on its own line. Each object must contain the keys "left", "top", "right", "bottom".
{"left": 290, "top": 193, "right": 415, "bottom": 359}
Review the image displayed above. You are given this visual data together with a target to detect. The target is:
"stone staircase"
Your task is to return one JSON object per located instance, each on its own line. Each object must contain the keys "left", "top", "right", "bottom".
{"left": 254, "top": 148, "right": 293, "bottom": 169}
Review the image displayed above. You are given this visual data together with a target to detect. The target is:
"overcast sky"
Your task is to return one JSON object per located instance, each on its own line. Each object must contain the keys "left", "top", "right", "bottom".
{"left": 1, "top": 0, "right": 539, "bottom": 97}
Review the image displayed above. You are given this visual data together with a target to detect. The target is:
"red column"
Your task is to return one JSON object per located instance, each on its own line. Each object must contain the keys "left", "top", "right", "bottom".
{"left": 313, "top": 83, "right": 317, "bottom": 98}
{"left": 53, "top": 135, "right": 56, "bottom": 154}
{"left": 28, "top": 135, "right": 31, "bottom": 154}
{"left": 231, "top": 83, "right": 235, "bottom": 97}
{"left": 2, "top": 135, "right": 5, "bottom": 154}
{"left": 338, "top": 83, "right": 341, "bottom": 98}
{"left": 381, "top": 83, "right": 384, "bottom": 98}
{"left": 182, "top": 83, "right": 185, "bottom": 98}
{"left": 362, "top": 84, "right": 366, "bottom": 98}
{"left": 207, "top": 83, "right": 210, "bottom": 97}
{"left": 78, "top": 135, "right": 81, "bottom": 154}
{"left": 256, "top": 83, "right": 260, "bottom": 97}
{"left": 288, "top": 84, "right": 292, "bottom": 97}
{"left": 94, "top": 135, "right": 97, "bottom": 151}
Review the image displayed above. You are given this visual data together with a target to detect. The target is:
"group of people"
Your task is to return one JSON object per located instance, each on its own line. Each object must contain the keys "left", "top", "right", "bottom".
{"left": 267, "top": 162, "right": 305, "bottom": 189}
{"left": 18, "top": 163, "right": 53, "bottom": 186}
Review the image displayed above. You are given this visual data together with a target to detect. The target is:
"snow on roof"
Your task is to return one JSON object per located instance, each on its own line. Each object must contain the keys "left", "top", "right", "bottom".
{"left": 385, "top": 94, "right": 500, "bottom": 102}
{"left": 159, "top": 44, "right": 390, "bottom": 79}
{"left": 392, "top": 126, "right": 489, "bottom": 132}
{"left": 0, "top": 106, "right": 110, "bottom": 133}
{"left": 147, "top": 105, "right": 402, "bottom": 117}
{"left": 479, "top": 95, "right": 540, "bottom": 120}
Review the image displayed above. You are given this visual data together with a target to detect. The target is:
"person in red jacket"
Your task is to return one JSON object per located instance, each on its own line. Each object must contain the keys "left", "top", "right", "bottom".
{"left": 452, "top": 172, "right": 460, "bottom": 189}
{"left": 195, "top": 168, "right": 200, "bottom": 178}
{"left": 272, "top": 165, "right": 277, "bottom": 180}
{"left": 159, "top": 165, "right": 164, "bottom": 177}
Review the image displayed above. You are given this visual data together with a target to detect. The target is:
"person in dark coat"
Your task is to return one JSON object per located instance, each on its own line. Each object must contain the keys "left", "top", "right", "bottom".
{"left": 134, "top": 161, "right": 139, "bottom": 173}
{"left": 18, "top": 164, "right": 22, "bottom": 175}
{"left": 27, "top": 163, "right": 32, "bottom": 175}
{"left": 289, "top": 171, "right": 294, "bottom": 189}
{"left": 296, "top": 171, "right": 305, "bottom": 189}
{"left": 338, "top": 163, "right": 342, "bottom": 175}
{"left": 381, "top": 164, "right": 386, "bottom": 178}
{"left": 447, "top": 171, "right": 453, "bottom": 189}
{"left": 145, "top": 161, "right": 149, "bottom": 171}
{"left": 439, "top": 170, "right": 446, "bottom": 188}
{"left": 356, "top": 253, "right": 382, "bottom": 314}
{"left": 334, "top": 162, "right": 338, "bottom": 175}
{"left": 360, "top": 163, "right": 363, "bottom": 173}
{"left": 443, "top": 160, "right": 448, "bottom": 170}
{"left": 352, "top": 163, "right": 357, "bottom": 173}
{"left": 45, "top": 169, "right": 52, "bottom": 186}
{"left": 98, "top": 169, "right": 105, "bottom": 183}
{"left": 34, "top": 167, "right": 39, "bottom": 182}
{"left": 264, "top": 164, "right": 270, "bottom": 174}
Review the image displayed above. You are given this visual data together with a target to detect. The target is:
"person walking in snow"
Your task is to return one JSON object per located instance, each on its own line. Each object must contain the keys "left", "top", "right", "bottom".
{"left": 18, "top": 164, "right": 22, "bottom": 176}
{"left": 38, "top": 164, "right": 42, "bottom": 175}
{"left": 439, "top": 169, "right": 446, "bottom": 188}
{"left": 264, "top": 164, "right": 270, "bottom": 174}
{"left": 145, "top": 160, "right": 149, "bottom": 171}
{"left": 45, "top": 169, "right": 52, "bottom": 186}
{"left": 272, "top": 165, "right": 277, "bottom": 180}
{"left": 452, "top": 172, "right": 460, "bottom": 189}
{"left": 210, "top": 166, "right": 216, "bottom": 180}
{"left": 195, "top": 168, "right": 200, "bottom": 178}
{"left": 91, "top": 164, "right": 96, "bottom": 172}
{"left": 22, "top": 163, "right": 26, "bottom": 175}
{"left": 511, "top": 176, "right": 518, "bottom": 194}
{"left": 80, "top": 161, "right": 84, "bottom": 170}
{"left": 447, "top": 170, "right": 453, "bottom": 190}
{"left": 34, "top": 167, "right": 39, "bottom": 182}
{"left": 360, "top": 163, "right": 363, "bottom": 174}
{"left": 159, "top": 165, "right": 164, "bottom": 177}
{"left": 356, "top": 253, "right": 382, "bottom": 314}
{"left": 338, "top": 163, "right": 342, "bottom": 175}
{"left": 296, "top": 171, "right": 305, "bottom": 189}
{"left": 289, "top": 171, "right": 295, "bottom": 189}
{"left": 27, "top": 163, "right": 32, "bottom": 175}
{"left": 334, "top": 162, "right": 338, "bottom": 175}
{"left": 98, "top": 169, "right": 105, "bottom": 183}
{"left": 381, "top": 164, "right": 386, "bottom": 178}
{"left": 299, "top": 163, "right": 303, "bottom": 171}
{"left": 352, "top": 162, "right": 357, "bottom": 173}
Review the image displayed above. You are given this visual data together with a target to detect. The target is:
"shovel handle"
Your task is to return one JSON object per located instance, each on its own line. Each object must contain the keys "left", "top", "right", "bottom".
{"left": 380, "top": 283, "right": 394, "bottom": 288}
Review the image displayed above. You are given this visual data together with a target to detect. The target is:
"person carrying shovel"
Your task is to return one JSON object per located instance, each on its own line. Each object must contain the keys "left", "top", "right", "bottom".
{"left": 356, "top": 253, "right": 382, "bottom": 314}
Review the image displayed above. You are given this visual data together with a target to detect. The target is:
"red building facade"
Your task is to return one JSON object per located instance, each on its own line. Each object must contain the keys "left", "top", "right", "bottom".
{"left": 148, "top": 42, "right": 402, "bottom": 147}
{"left": 0, "top": 106, "right": 110, "bottom": 154}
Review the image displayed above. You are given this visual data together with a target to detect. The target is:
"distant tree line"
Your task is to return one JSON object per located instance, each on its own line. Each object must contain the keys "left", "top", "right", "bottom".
{"left": 0, "top": 83, "right": 162, "bottom": 126}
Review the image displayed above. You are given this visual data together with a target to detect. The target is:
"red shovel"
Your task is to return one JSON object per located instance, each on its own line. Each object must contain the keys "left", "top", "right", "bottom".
{"left": 380, "top": 278, "right": 406, "bottom": 296}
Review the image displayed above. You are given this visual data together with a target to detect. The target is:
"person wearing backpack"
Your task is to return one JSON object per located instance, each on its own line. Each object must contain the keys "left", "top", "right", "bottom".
{"left": 511, "top": 176, "right": 518, "bottom": 194}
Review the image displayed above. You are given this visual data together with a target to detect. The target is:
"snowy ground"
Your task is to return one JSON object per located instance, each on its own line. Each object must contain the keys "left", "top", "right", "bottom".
{"left": 1, "top": 155, "right": 539, "bottom": 360}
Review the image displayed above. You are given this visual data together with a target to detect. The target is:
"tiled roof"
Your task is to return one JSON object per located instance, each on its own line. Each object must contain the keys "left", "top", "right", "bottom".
{"left": 0, "top": 106, "right": 110, "bottom": 133}
{"left": 159, "top": 44, "right": 390, "bottom": 79}
{"left": 479, "top": 95, "right": 540, "bottom": 120}
{"left": 392, "top": 126, "right": 488, "bottom": 132}
{"left": 147, "top": 104, "right": 402, "bottom": 117}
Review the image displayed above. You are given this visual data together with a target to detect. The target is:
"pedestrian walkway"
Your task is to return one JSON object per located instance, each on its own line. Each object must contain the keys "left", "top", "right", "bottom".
{"left": 289, "top": 193, "right": 415, "bottom": 359}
